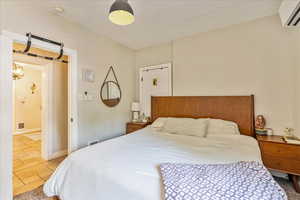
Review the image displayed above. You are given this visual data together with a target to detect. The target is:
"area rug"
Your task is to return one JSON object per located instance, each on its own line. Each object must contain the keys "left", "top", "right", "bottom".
{"left": 14, "top": 186, "right": 57, "bottom": 200}
{"left": 13, "top": 177, "right": 300, "bottom": 200}
{"left": 274, "top": 177, "right": 300, "bottom": 200}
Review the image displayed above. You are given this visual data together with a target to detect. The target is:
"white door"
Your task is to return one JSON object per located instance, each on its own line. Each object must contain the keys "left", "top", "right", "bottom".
{"left": 42, "top": 62, "right": 69, "bottom": 160}
{"left": 140, "top": 63, "right": 172, "bottom": 117}
{"left": 41, "top": 63, "right": 54, "bottom": 160}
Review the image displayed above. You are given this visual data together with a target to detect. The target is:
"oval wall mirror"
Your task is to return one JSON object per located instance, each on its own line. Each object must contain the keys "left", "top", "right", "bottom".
{"left": 100, "top": 66, "right": 122, "bottom": 107}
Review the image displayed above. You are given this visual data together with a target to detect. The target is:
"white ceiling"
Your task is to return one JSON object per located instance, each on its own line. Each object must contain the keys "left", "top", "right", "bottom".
{"left": 8, "top": 0, "right": 283, "bottom": 50}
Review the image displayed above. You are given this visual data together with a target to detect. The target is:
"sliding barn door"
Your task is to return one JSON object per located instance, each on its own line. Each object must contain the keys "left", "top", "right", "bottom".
{"left": 139, "top": 63, "right": 172, "bottom": 117}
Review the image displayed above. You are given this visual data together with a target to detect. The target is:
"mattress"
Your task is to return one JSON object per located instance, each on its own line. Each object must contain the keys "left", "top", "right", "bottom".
{"left": 44, "top": 127, "right": 261, "bottom": 200}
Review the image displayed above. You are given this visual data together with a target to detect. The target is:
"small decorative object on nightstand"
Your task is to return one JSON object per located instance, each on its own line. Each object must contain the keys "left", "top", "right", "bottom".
{"left": 255, "top": 115, "right": 266, "bottom": 129}
{"left": 131, "top": 102, "right": 140, "bottom": 122}
{"left": 284, "top": 128, "right": 300, "bottom": 145}
{"left": 126, "top": 122, "right": 149, "bottom": 134}
{"left": 255, "top": 115, "right": 267, "bottom": 135}
{"left": 140, "top": 112, "right": 149, "bottom": 123}
{"left": 284, "top": 127, "right": 294, "bottom": 137}
{"left": 257, "top": 135, "right": 300, "bottom": 193}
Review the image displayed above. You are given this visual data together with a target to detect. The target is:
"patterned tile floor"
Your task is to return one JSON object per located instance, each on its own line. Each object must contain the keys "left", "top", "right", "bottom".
{"left": 13, "top": 133, "right": 65, "bottom": 196}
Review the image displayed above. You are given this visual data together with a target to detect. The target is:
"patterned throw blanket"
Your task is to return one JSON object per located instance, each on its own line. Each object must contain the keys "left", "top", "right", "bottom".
{"left": 160, "top": 162, "right": 287, "bottom": 200}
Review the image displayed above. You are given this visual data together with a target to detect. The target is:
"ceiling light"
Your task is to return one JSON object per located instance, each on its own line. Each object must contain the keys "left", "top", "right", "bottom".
{"left": 54, "top": 7, "right": 65, "bottom": 14}
{"left": 12, "top": 63, "right": 24, "bottom": 80}
{"left": 109, "top": 0, "right": 134, "bottom": 26}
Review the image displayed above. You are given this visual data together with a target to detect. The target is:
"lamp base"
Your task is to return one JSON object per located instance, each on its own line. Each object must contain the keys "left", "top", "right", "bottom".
{"left": 132, "top": 111, "right": 140, "bottom": 122}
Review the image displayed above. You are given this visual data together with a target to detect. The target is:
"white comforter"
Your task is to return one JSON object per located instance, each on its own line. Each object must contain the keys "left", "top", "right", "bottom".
{"left": 44, "top": 127, "right": 261, "bottom": 200}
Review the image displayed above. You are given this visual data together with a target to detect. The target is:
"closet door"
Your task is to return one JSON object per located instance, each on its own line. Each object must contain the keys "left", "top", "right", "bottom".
{"left": 139, "top": 63, "right": 172, "bottom": 117}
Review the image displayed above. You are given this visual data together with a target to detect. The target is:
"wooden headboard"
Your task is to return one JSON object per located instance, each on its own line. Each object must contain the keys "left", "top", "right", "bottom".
{"left": 151, "top": 95, "right": 255, "bottom": 137}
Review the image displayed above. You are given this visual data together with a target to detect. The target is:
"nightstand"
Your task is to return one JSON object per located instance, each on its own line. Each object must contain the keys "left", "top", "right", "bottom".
{"left": 126, "top": 122, "right": 150, "bottom": 134}
{"left": 257, "top": 135, "right": 300, "bottom": 193}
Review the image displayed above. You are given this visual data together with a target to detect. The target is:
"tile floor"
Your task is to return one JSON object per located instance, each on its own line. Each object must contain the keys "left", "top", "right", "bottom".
{"left": 13, "top": 132, "right": 65, "bottom": 196}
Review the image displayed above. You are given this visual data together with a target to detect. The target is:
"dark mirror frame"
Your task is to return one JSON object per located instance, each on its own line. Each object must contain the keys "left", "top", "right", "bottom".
{"left": 100, "top": 66, "right": 122, "bottom": 107}
{"left": 100, "top": 80, "right": 122, "bottom": 107}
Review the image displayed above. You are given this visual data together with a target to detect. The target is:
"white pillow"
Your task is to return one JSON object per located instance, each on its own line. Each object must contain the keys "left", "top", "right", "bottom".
{"left": 206, "top": 119, "right": 240, "bottom": 136}
{"left": 162, "top": 118, "right": 208, "bottom": 137}
{"left": 151, "top": 117, "right": 169, "bottom": 129}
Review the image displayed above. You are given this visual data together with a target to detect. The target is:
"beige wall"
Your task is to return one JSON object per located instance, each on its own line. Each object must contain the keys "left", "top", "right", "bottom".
{"left": 1, "top": 2, "right": 136, "bottom": 149}
{"left": 3, "top": 1, "right": 300, "bottom": 141}
{"left": 135, "top": 15, "right": 300, "bottom": 137}
{"left": 13, "top": 67, "right": 42, "bottom": 132}
{"left": 293, "top": 30, "right": 300, "bottom": 138}
{"left": 135, "top": 43, "right": 173, "bottom": 67}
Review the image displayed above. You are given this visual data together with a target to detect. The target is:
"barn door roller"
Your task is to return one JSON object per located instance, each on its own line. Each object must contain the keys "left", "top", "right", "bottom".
{"left": 23, "top": 32, "right": 32, "bottom": 53}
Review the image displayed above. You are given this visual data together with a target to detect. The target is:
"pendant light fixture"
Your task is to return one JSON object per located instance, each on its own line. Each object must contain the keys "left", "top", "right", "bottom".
{"left": 109, "top": 0, "right": 135, "bottom": 26}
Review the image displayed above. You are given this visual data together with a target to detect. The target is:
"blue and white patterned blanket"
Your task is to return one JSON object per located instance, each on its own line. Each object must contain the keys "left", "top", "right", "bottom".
{"left": 160, "top": 161, "right": 287, "bottom": 200}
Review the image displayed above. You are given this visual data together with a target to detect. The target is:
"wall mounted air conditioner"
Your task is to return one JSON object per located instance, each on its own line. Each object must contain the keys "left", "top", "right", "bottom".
{"left": 279, "top": 0, "right": 300, "bottom": 27}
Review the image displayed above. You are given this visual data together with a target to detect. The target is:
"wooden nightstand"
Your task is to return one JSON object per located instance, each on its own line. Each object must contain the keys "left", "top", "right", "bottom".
{"left": 126, "top": 122, "right": 150, "bottom": 134}
{"left": 257, "top": 135, "right": 300, "bottom": 193}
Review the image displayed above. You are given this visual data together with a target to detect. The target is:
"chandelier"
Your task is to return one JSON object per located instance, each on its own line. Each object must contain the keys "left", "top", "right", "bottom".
{"left": 13, "top": 63, "right": 24, "bottom": 80}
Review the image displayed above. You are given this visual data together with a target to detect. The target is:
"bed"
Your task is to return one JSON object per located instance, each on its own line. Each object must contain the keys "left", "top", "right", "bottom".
{"left": 44, "top": 96, "right": 267, "bottom": 200}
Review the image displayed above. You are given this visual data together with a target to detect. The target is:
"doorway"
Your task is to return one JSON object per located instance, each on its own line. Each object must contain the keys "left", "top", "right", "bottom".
{"left": 13, "top": 63, "right": 42, "bottom": 137}
{"left": 12, "top": 44, "right": 69, "bottom": 196}
{"left": 0, "top": 31, "right": 79, "bottom": 200}
{"left": 139, "top": 63, "right": 172, "bottom": 117}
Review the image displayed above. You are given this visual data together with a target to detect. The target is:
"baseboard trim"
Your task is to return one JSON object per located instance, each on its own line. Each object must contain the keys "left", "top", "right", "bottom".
{"left": 48, "top": 150, "right": 67, "bottom": 160}
{"left": 14, "top": 128, "right": 41, "bottom": 135}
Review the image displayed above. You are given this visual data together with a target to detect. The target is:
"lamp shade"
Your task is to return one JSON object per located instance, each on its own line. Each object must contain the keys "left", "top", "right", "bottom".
{"left": 109, "top": 0, "right": 135, "bottom": 26}
{"left": 131, "top": 102, "right": 140, "bottom": 111}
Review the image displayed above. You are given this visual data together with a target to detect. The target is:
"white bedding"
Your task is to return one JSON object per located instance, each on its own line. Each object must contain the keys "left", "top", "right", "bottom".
{"left": 44, "top": 127, "right": 261, "bottom": 200}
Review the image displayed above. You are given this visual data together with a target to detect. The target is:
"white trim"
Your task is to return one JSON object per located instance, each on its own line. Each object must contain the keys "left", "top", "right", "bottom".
{"left": 0, "top": 30, "right": 79, "bottom": 200}
{"left": 48, "top": 149, "right": 68, "bottom": 160}
{"left": 13, "top": 128, "right": 41, "bottom": 135}
{"left": 0, "top": 33, "right": 14, "bottom": 200}
{"left": 68, "top": 50, "right": 79, "bottom": 153}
